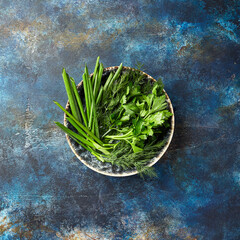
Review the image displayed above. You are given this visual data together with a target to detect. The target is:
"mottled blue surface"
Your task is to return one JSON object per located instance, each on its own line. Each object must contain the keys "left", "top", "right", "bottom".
{"left": 0, "top": 0, "right": 240, "bottom": 239}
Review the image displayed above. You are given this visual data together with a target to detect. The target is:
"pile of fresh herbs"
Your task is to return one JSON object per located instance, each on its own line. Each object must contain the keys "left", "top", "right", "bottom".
{"left": 54, "top": 57, "right": 172, "bottom": 177}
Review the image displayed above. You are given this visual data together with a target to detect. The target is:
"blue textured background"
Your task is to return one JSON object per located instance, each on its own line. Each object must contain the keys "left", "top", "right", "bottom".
{"left": 0, "top": 0, "right": 240, "bottom": 239}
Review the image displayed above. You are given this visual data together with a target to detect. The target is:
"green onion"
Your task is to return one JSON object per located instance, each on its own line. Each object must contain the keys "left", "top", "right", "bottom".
{"left": 70, "top": 135, "right": 106, "bottom": 162}
{"left": 107, "top": 63, "right": 123, "bottom": 91}
{"left": 82, "top": 73, "right": 90, "bottom": 121}
{"left": 66, "top": 117, "right": 110, "bottom": 155}
{"left": 62, "top": 68, "right": 81, "bottom": 121}
{"left": 85, "top": 64, "right": 89, "bottom": 80}
{"left": 93, "top": 108, "right": 100, "bottom": 138}
{"left": 56, "top": 121, "right": 109, "bottom": 156}
{"left": 92, "top": 56, "right": 100, "bottom": 86}
{"left": 96, "top": 86, "right": 103, "bottom": 105}
{"left": 88, "top": 101, "right": 94, "bottom": 130}
{"left": 95, "top": 63, "right": 104, "bottom": 99}
{"left": 53, "top": 101, "right": 103, "bottom": 145}
{"left": 70, "top": 77, "right": 88, "bottom": 127}
{"left": 55, "top": 121, "right": 95, "bottom": 148}
{"left": 86, "top": 65, "right": 95, "bottom": 132}
{"left": 103, "top": 72, "right": 113, "bottom": 92}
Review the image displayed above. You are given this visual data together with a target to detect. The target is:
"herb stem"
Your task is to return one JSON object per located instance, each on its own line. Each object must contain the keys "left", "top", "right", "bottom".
{"left": 105, "top": 129, "right": 133, "bottom": 139}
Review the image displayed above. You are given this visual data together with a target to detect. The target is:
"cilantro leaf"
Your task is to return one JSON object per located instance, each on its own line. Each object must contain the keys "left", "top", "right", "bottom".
{"left": 146, "top": 110, "right": 172, "bottom": 127}
{"left": 144, "top": 93, "right": 154, "bottom": 109}
{"left": 136, "top": 101, "right": 145, "bottom": 111}
{"left": 120, "top": 95, "right": 127, "bottom": 104}
{"left": 120, "top": 114, "right": 130, "bottom": 122}
{"left": 122, "top": 102, "right": 139, "bottom": 116}
{"left": 132, "top": 117, "right": 144, "bottom": 135}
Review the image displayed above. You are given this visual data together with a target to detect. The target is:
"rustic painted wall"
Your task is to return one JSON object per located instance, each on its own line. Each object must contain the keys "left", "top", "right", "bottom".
{"left": 0, "top": 0, "right": 239, "bottom": 239}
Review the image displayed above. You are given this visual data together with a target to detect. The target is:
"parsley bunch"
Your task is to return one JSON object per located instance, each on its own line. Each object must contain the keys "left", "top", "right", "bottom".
{"left": 54, "top": 57, "right": 172, "bottom": 176}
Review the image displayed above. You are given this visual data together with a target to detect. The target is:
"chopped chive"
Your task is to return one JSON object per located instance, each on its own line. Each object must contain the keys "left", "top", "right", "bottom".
{"left": 93, "top": 110, "right": 100, "bottom": 138}
{"left": 69, "top": 136, "right": 92, "bottom": 152}
{"left": 70, "top": 77, "right": 88, "bottom": 127}
{"left": 55, "top": 121, "right": 95, "bottom": 148}
{"left": 62, "top": 68, "right": 80, "bottom": 121}
{"left": 55, "top": 121, "right": 109, "bottom": 155}
{"left": 86, "top": 63, "right": 99, "bottom": 135}
{"left": 92, "top": 119, "right": 95, "bottom": 134}
{"left": 103, "top": 72, "right": 113, "bottom": 92}
{"left": 66, "top": 117, "right": 88, "bottom": 139}
{"left": 53, "top": 101, "right": 104, "bottom": 145}
{"left": 71, "top": 83, "right": 82, "bottom": 122}
{"left": 85, "top": 73, "right": 92, "bottom": 122}
{"left": 92, "top": 56, "right": 100, "bottom": 86}
{"left": 70, "top": 136, "right": 106, "bottom": 162}
{"left": 82, "top": 73, "right": 90, "bottom": 121}
{"left": 107, "top": 63, "right": 123, "bottom": 91}
{"left": 93, "top": 74, "right": 98, "bottom": 99}
{"left": 86, "top": 68, "right": 95, "bottom": 133}
{"left": 88, "top": 101, "right": 94, "bottom": 130}
{"left": 96, "top": 86, "right": 103, "bottom": 105}
{"left": 85, "top": 64, "right": 89, "bottom": 80}
{"left": 66, "top": 117, "right": 107, "bottom": 154}
{"left": 96, "top": 63, "right": 104, "bottom": 98}
{"left": 61, "top": 130, "right": 96, "bottom": 157}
